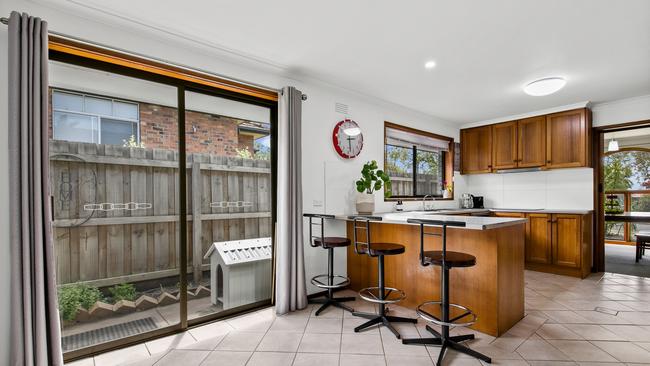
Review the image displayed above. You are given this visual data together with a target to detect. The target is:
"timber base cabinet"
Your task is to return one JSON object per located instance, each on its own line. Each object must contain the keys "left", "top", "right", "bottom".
{"left": 495, "top": 212, "right": 593, "bottom": 278}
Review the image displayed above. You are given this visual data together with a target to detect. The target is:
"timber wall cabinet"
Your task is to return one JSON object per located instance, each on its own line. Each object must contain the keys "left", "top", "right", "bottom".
{"left": 460, "top": 108, "right": 591, "bottom": 174}
{"left": 460, "top": 125, "right": 492, "bottom": 174}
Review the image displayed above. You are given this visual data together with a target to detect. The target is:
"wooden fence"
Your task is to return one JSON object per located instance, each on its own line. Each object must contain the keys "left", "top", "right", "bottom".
{"left": 389, "top": 173, "right": 441, "bottom": 196}
{"left": 50, "top": 140, "right": 272, "bottom": 287}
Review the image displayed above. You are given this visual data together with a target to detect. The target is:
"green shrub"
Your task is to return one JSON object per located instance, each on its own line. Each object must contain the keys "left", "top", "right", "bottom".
{"left": 58, "top": 283, "right": 104, "bottom": 321}
{"left": 109, "top": 283, "right": 137, "bottom": 302}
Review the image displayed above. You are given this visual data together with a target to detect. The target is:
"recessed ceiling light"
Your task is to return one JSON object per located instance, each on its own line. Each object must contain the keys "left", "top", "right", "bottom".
{"left": 424, "top": 60, "right": 436, "bottom": 69}
{"left": 523, "top": 77, "right": 566, "bottom": 96}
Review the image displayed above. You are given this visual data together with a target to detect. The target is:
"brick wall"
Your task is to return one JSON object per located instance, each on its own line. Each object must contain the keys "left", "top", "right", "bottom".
{"left": 49, "top": 88, "right": 259, "bottom": 156}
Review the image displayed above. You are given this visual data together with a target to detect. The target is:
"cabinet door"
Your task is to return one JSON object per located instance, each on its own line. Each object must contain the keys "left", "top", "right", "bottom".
{"left": 526, "top": 213, "right": 552, "bottom": 264}
{"left": 518, "top": 116, "right": 546, "bottom": 168}
{"left": 492, "top": 121, "right": 518, "bottom": 170}
{"left": 546, "top": 109, "right": 588, "bottom": 168}
{"left": 552, "top": 214, "right": 582, "bottom": 268}
{"left": 461, "top": 126, "right": 492, "bottom": 174}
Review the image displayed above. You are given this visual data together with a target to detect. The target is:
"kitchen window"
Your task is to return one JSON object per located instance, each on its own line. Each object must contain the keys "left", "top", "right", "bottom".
{"left": 384, "top": 121, "right": 454, "bottom": 200}
{"left": 52, "top": 90, "right": 139, "bottom": 145}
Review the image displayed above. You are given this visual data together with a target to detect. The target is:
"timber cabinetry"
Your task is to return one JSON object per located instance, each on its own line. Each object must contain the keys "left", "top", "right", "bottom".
{"left": 527, "top": 213, "right": 591, "bottom": 278}
{"left": 460, "top": 108, "right": 590, "bottom": 174}
{"left": 546, "top": 109, "right": 590, "bottom": 168}
{"left": 461, "top": 125, "right": 492, "bottom": 174}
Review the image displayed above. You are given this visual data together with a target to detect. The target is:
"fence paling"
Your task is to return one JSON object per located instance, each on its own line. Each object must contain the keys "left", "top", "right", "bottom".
{"left": 50, "top": 141, "right": 272, "bottom": 286}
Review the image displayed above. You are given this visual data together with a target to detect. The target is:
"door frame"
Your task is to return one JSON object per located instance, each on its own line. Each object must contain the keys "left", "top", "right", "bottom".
{"left": 592, "top": 119, "right": 650, "bottom": 272}
{"left": 50, "top": 50, "right": 279, "bottom": 362}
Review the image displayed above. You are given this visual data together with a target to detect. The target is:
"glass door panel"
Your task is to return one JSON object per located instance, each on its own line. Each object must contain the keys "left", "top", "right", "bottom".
{"left": 49, "top": 61, "right": 181, "bottom": 353}
{"left": 184, "top": 90, "right": 273, "bottom": 320}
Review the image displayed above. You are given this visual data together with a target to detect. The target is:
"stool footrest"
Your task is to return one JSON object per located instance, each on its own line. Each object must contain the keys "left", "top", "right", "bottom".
{"left": 359, "top": 286, "right": 406, "bottom": 304}
{"left": 310, "top": 274, "right": 350, "bottom": 289}
{"left": 416, "top": 301, "right": 477, "bottom": 327}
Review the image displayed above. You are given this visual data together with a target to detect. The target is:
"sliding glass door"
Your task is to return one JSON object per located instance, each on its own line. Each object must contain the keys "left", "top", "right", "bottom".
{"left": 183, "top": 90, "right": 273, "bottom": 322}
{"left": 48, "top": 55, "right": 276, "bottom": 359}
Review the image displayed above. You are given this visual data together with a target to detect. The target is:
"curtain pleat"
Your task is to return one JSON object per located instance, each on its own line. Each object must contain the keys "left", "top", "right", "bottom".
{"left": 8, "top": 11, "right": 64, "bottom": 366}
{"left": 274, "top": 86, "right": 307, "bottom": 314}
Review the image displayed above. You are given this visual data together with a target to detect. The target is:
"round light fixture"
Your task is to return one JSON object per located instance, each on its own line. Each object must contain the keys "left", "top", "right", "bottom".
{"left": 424, "top": 60, "right": 436, "bottom": 69}
{"left": 523, "top": 77, "right": 566, "bottom": 96}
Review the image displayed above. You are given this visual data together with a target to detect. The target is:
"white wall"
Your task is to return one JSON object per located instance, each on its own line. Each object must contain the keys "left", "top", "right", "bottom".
{"left": 0, "top": 2, "right": 464, "bottom": 363}
{"left": 591, "top": 95, "right": 650, "bottom": 127}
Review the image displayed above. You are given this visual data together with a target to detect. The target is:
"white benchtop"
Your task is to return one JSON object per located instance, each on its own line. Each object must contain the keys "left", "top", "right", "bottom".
{"left": 333, "top": 211, "right": 527, "bottom": 230}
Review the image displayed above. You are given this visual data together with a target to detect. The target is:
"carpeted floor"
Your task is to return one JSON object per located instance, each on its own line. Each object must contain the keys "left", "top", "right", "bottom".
{"left": 605, "top": 243, "right": 650, "bottom": 277}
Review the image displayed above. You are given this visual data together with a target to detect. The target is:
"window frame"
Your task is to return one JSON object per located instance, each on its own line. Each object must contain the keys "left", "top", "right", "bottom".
{"left": 384, "top": 121, "right": 454, "bottom": 201}
{"left": 52, "top": 88, "right": 141, "bottom": 145}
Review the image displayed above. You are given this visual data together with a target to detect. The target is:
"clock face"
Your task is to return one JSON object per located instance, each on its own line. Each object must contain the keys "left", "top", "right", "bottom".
{"left": 333, "top": 119, "right": 363, "bottom": 159}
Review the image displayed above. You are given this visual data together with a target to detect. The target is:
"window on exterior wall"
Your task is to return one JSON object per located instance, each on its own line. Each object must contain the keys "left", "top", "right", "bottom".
{"left": 52, "top": 90, "right": 139, "bottom": 145}
{"left": 384, "top": 122, "right": 453, "bottom": 200}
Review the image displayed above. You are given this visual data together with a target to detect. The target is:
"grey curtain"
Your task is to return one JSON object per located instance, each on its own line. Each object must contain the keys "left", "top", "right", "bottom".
{"left": 275, "top": 86, "right": 307, "bottom": 314}
{"left": 8, "top": 11, "right": 63, "bottom": 366}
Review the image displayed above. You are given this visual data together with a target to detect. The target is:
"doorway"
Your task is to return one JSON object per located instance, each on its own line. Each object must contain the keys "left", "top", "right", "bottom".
{"left": 594, "top": 121, "right": 650, "bottom": 277}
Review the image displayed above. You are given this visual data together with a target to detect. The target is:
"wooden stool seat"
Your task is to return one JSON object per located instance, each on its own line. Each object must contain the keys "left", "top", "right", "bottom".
{"left": 424, "top": 250, "right": 476, "bottom": 268}
{"left": 314, "top": 237, "right": 350, "bottom": 248}
{"left": 367, "top": 243, "right": 405, "bottom": 256}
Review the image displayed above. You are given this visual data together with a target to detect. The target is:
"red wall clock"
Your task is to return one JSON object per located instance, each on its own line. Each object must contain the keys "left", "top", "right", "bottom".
{"left": 332, "top": 119, "right": 364, "bottom": 159}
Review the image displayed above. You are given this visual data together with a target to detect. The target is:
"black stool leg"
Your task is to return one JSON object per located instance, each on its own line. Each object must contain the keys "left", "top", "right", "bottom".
{"left": 311, "top": 247, "right": 355, "bottom": 316}
{"left": 353, "top": 255, "right": 417, "bottom": 338}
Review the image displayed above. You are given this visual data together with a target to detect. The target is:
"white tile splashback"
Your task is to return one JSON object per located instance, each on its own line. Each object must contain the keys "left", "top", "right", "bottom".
{"left": 466, "top": 168, "right": 593, "bottom": 210}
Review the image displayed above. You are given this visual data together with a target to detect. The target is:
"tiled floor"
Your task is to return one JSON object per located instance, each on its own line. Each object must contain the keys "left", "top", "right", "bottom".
{"left": 67, "top": 270, "right": 650, "bottom": 366}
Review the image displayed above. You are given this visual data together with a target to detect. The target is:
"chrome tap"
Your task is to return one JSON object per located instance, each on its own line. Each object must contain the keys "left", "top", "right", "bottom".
{"left": 422, "top": 195, "right": 434, "bottom": 211}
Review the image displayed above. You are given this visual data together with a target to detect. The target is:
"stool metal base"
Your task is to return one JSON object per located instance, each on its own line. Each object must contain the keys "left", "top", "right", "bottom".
{"left": 352, "top": 311, "right": 418, "bottom": 339}
{"left": 310, "top": 295, "right": 356, "bottom": 316}
{"left": 403, "top": 326, "right": 492, "bottom": 365}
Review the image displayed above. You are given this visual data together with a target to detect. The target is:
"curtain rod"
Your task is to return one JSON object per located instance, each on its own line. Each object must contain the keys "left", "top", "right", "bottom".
{"left": 0, "top": 15, "right": 291, "bottom": 98}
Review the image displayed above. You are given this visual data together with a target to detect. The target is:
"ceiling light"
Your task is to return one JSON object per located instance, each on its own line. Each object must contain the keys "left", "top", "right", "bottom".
{"left": 424, "top": 60, "right": 436, "bottom": 69}
{"left": 608, "top": 139, "right": 619, "bottom": 152}
{"left": 523, "top": 77, "right": 566, "bottom": 96}
{"left": 343, "top": 127, "right": 361, "bottom": 136}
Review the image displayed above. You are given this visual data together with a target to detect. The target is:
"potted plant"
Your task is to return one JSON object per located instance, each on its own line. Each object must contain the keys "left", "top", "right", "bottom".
{"left": 355, "top": 160, "right": 391, "bottom": 214}
{"left": 443, "top": 181, "right": 453, "bottom": 199}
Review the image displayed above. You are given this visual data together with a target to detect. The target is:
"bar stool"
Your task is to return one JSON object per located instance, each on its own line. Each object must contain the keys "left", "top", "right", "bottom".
{"left": 636, "top": 231, "right": 650, "bottom": 263}
{"left": 304, "top": 213, "right": 356, "bottom": 315}
{"left": 350, "top": 215, "right": 417, "bottom": 339}
{"left": 402, "top": 218, "right": 491, "bottom": 365}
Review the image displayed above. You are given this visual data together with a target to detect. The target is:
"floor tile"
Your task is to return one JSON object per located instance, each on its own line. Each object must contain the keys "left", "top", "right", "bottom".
{"left": 305, "top": 317, "right": 343, "bottom": 333}
{"left": 246, "top": 351, "right": 296, "bottom": 366}
{"left": 298, "top": 332, "right": 341, "bottom": 353}
{"left": 311, "top": 305, "right": 344, "bottom": 319}
{"left": 256, "top": 331, "right": 303, "bottom": 352}
{"left": 199, "top": 350, "right": 251, "bottom": 366}
{"left": 591, "top": 341, "right": 650, "bottom": 363}
{"left": 601, "top": 325, "right": 650, "bottom": 341}
{"left": 343, "top": 317, "right": 379, "bottom": 334}
{"left": 380, "top": 327, "right": 429, "bottom": 356}
{"left": 292, "top": 352, "right": 340, "bottom": 366}
{"left": 340, "top": 333, "right": 383, "bottom": 354}
{"left": 385, "top": 354, "right": 434, "bottom": 365}
{"left": 568, "top": 325, "right": 625, "bottom": 341}
{"left": 515, "top": 334, "right": 571, "bottom": 361}
{"left": 547, "top": 340, "right": 618, "bottom": 362}
{"left": 527, "top": 362, "right": 577, "bottom": 366}
{"left": 144, "top": 332, "right": 196, "bottom": 354}
{"left": 226, "top": 312, "right": 274, "bottom": 332}
{"left": 339, "top": 354, "right": 386, "bottom": 366}
{"left": 214, "top": 331, "right": 264, "bottom": 351}
{"left": 188, "top": 319, "right": 234, "bottom": 341}
{"left": 65, "top": 358, "right": 95, "bottom": 366}
{"left": 152, "top": 349, "right": 209, "bottom": 366}
{"left": 93, "top": 344, "right": 151, "bottom": 366}
{"left": 536, "top": 324, "right": 583, "bottom": 340}
{"left": 269, "top": 316, "right": 309, "bottom": 333}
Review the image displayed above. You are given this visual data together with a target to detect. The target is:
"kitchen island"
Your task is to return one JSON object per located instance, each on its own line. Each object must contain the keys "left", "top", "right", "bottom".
{"left": 338, "top": 212, "right": 527, "bottom": 337}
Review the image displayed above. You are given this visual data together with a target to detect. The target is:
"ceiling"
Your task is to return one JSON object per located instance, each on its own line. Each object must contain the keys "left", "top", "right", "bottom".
{"left": 605, "top": 127, "right": 650, "bottom": 149}
{"left": 41, "top": 0, "right": 650, "bottom": 124}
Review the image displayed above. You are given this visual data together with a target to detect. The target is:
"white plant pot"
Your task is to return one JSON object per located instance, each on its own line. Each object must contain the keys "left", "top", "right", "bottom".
{"left": 443, "top": 190, "right": 451, "bottom": 199}
{"left": 356, "top": 192, "right": 375, "bottom": 214}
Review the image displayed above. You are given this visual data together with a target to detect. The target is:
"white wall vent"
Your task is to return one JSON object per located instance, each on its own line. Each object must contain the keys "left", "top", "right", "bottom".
{"left": 335, "top": 102, "right": 349, "bottom": 115}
